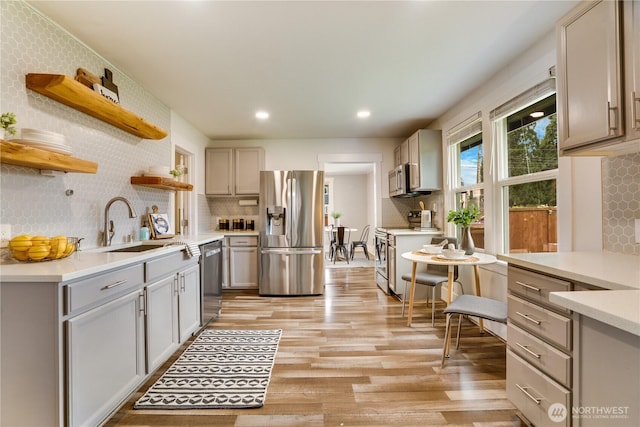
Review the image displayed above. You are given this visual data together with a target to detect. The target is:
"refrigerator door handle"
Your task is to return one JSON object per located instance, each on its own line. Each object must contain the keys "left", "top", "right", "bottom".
{"left": 261, "top": 248, "right": 322, "bottom": 255}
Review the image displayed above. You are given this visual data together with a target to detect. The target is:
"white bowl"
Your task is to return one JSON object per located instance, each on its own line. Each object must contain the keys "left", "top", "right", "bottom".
{"left": 147, "top": 165, "right": 171, "bottom": 177}
{"left": 422, "top": 244, "right": 442, "bottom": 254}
{"left": 442, "top": 248, "right": 466, "bottom": 259}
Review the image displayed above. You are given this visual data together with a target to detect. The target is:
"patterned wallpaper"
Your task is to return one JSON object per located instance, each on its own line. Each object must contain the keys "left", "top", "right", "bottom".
{"left": 602, "top": 152, "right": 640, "bottom": 255}
{"left": 0, "top": 1, "right": 171, "bottom": 248}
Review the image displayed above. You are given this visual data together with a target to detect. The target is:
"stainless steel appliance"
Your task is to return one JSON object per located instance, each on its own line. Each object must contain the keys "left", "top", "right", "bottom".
{"left": 388, "top": 164, "right": 408, "bottom": 197}
{"left": 200, "top": 239, "right": 222, "bottom": 326}
{"left": 259, "top": 170, "right": 324, "bottom": 296}
{"left": 374, "top": 228, "right": 389, "bottom": 293}
{"left": 407, "top": 210, "right": 437, "bottom": 231}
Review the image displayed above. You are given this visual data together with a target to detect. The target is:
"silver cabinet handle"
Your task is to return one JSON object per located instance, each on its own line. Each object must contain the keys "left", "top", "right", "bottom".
{"left": 515, "top": 311, "right": 542, "bottom": 325}
{"left": 515, "top": 281, "right": 541, "bottom": 293}
{"left": 516, "top": 342, "right": 541, "bottom": 359}
{"left": 632, "top": 91, "right": 640, "bottom": 129}
{"left": 138, "top": 292, "right": 146, "bottom": 315}
{"left": 607, "top": 101, "right": 619, "bottom": 132}
{"left": 516, "top": 384, "right": 542, "bottom": 405}
{"left": 101, "top": 279, "right": 127, "bottom": 291}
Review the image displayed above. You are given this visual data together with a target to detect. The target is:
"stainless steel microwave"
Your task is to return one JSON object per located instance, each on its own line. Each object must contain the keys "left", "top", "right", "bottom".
{"left": 388, "top": 164, "right": 408, "bottom": 197}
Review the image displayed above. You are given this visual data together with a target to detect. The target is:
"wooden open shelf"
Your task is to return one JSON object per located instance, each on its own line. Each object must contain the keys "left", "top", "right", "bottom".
{"left": 131, "top": 176, "right": 193, "bottom": 191}
{"left": 0, "top": 139, "right": 98, "bottom": 174}
{"left": 26, "top": 73, "right": 168, "bottom": 140}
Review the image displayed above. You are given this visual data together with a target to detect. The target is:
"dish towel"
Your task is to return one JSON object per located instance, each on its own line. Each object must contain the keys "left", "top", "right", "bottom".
{"left": 172, "top": 239, "right": 201, "bottom": 258}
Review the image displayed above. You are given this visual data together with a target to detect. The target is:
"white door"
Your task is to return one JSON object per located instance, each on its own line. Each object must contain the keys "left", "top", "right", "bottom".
{"left": 145, "top": 275, "right": 179, "bottom": 372}
{"left": 178, "top": 264, "right": 201, "bottom": 341}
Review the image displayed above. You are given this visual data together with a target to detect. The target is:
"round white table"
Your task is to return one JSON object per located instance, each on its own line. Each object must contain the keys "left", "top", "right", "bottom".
{"left": 400, "top": 250, "right": 497, "bottom": 327}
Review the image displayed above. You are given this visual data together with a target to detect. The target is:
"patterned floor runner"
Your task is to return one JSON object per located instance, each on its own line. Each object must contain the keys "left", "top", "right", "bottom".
{"left": 134, "top": 329, "right": 282, "bottom": 409}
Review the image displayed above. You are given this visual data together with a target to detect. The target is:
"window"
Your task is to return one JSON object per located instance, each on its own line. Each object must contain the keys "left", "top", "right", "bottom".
{"left": 448, "top": 113, "right": 485, "bottom": 249}
{"left": 493, "top": 84, "right": 558, "bottom": 253}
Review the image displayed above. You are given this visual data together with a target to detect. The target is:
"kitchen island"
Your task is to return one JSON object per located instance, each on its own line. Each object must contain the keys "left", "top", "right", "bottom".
{"left": 0, "top": 233, "right": 223, "bottom": 427}
{"left": 498, "top": 251, "right": 639, "bottom": 427}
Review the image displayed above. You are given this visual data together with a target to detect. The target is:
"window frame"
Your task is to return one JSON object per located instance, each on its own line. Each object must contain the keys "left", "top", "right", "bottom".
{"left": 492, "top": 84, "right": 559, "bottom": 253}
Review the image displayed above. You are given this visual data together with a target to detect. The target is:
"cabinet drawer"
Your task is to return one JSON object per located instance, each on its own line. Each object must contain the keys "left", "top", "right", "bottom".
{"left": 507, "top": 349, "right": 571, "bottom": 427}
{"left": 508, "top": 266, "right": 571, "bottom": 313}
{"left": 508, "top": 294, "right": 571, "bottom": 352}
{"left": 508, "top": 323, "right": 571, "bottom": 388}
{"left": 227, "top": 236, "right": 258, "bottom": 247}
{"left": 65, "top": 264, "right": 144, "bottom": 315}
{"left": 146, "top": 250, "right": 196, "bottom": 283}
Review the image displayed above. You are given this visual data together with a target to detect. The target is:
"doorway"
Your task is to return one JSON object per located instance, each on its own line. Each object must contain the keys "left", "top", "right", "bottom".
{"left": 174, "top": 147, "right": 194, "bottom": 236}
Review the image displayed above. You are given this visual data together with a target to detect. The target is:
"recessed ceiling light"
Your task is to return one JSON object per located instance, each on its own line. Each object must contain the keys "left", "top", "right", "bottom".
{"left": 255, "top": 111, "right": 269, "bottom": 120}
{"left": 357, "top": 110, "right": 371, "bottom": 118}
{"left": 530, "top": 111, "right": 544, "bottom": 118}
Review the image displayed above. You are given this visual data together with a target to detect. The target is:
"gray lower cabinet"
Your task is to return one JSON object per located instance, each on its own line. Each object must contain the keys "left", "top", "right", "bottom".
{"left": 66, "top": 289, "right": 146, "bottom": 427}
{"left": 145, "top": 275, "right": 179, "bottom": 373}
{"left": 506, "top": 265, "right": 573, "bottom": 427}
{"left": 0, "top": 249, "right": 201, "bottom": 427}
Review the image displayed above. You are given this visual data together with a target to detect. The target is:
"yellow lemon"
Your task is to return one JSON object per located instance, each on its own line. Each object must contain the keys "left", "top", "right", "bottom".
{"left": 28, "top": 245, "right": 51, "bottom": 261}
{"left": 9, "top": 235, "right": 32, "bottom": 252}
{"left": 11, "top": 250, "right": 30, "bottom": 261}
{"left": 31, "top": 235, "right": 50, "bottom": 247}
{"left": 50, "top": 235, "right": 68, "bottom": 259}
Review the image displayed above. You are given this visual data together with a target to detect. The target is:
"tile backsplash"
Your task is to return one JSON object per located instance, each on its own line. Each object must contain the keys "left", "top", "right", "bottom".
{"left": 1, "top": 1, "right": 171, "bottom": 248}
{"left": 602, "top": 152, "right": 640, "bottom": 255}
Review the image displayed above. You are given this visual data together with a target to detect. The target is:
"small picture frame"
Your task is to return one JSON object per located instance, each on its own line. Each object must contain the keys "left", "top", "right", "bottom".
{"left": 148, "top": 213, "right": 174, "bottom": 239}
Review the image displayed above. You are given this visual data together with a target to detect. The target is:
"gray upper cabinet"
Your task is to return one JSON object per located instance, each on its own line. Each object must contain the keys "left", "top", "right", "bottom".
{"left": 557, "top": 0, "right": 640, "bottom": 155}
{"left": 407, "top": 129, "right": 442, "bottom": 192}
{"left": 205, "top": 147, "right": 265, "bottom": 196}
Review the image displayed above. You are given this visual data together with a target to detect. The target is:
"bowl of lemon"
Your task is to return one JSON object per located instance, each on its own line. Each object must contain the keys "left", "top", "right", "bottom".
{"left": 8, "top": 234, "right": 78, "bottom": 262}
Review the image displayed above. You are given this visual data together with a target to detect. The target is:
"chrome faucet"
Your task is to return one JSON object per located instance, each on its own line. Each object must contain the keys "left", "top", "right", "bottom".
{"left": 103, "top": 197, "right": 138, "bottom": 246}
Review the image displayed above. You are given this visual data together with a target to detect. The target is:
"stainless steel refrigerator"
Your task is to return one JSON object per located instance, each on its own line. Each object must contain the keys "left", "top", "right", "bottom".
{"left": 259, "top": 170, "right": 324, "bottom": 295}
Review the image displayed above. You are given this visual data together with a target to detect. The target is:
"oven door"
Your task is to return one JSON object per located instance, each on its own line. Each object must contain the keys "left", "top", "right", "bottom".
{"left": 388, "top": 165, "right": 406, "bottom": 197}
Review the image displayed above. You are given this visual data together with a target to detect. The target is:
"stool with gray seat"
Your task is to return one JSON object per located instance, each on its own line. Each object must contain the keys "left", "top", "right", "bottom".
{"left": 400, "top": 236, "right": 460, "bottom": 326}
{"left": 440, "top": 294, "right": 507, "bottom": 367}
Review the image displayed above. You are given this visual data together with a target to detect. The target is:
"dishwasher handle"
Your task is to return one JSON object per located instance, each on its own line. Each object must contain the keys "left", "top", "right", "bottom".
{"left": 261, "top": 248, "right": 322, "bottom": 255}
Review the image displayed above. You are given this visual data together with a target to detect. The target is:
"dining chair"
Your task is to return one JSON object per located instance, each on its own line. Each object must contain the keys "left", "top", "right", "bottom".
{"left": 400, "top": 236, "right": 461, "bottom": 326}
{"left": 440, "top": 294, "right": 507, "bottom": 367}
{"left": 350, "top": 225, "right": 371, "bottom": 260}
{"left": 331, "top": 226, "right": 351, "bottom": 264}
{"left": 326, "top": 224, "right": 336, "bottom": 260}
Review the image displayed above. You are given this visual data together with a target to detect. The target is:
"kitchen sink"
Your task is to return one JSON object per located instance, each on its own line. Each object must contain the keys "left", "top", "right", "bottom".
{"left": 107, "top": 244, "right": 167, "bottom": 253}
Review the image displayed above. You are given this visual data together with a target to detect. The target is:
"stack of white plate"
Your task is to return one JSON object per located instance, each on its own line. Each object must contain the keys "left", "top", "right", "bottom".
{"left": 144, "top": 165, "right": 172, "bottom": 178}
{"left": 10, "top": 128, "right": 72, "bottom": 155}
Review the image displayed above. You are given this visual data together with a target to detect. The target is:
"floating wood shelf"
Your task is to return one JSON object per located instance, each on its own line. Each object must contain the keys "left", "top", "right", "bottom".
{"left": 26, "top": 73, "right": 168, "bottom": 140}
{"left": 131, "top": 176, "right": 193, "bottom": 191}
{"left": 0, "top": 139, "right": 98, "bottom": 174}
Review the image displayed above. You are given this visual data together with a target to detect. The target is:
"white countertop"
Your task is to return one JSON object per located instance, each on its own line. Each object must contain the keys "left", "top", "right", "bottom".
{"left": 0, "top": 233, "right": 225, "bottom": 283}
{"left": 498, "top": 251, "right": 640, "bottom": 336}
{"left": 381, "top": 228, "right": 443, "bottom": 236}
{"left": 497, "top": 251, "right": 640, "bottom": 291}
{"left": 550, "top": 290, "right": 640, "bottom": 336}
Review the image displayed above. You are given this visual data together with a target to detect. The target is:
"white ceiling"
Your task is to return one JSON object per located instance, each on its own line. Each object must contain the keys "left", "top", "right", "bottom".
{"left": 27, "top": 1, "right": 578, "bottom": 141}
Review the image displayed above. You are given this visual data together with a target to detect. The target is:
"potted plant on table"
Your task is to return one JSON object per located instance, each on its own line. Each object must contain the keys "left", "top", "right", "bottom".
{"left": 330, "top": 211, "right": 342, "bottom": 227}
{"left": 447, "top": 205, "right": 480, "bottom": 255}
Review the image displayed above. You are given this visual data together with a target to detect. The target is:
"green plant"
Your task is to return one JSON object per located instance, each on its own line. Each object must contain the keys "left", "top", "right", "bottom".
{"left": 169, "top": 168, "right": 183, "bottom": 178}
{"left": 330, "top": 211, "right": 342, "bottom": 219}
{"left": 1, "top": 112, "right": 17, "bottom": 137}
{"left": 447, "top": 205, "right": 480, "bottom": 227}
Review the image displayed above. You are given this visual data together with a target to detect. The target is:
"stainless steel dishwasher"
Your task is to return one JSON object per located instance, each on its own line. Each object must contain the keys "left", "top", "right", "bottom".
{"left": 200, "top": 239, "right": 223, "bottom": 327}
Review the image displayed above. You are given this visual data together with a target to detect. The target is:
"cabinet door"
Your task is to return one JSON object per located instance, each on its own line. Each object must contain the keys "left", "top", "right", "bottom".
{"left": 407, "top": 132, "right": 420, "bottom": 190}
{"left": 557, "top": 0, "right": 623, "bottom": 151}
{"left": 624, "top": 0, "right": 640, "bottom": 142}
{"left": 145, "top": 275, "right": 179, "bottom": 373}
{"left": 67, "top": 290, "right": 145, "bottom": 427}
{"left": 234, "top": 147, "right": 264, "bottom": 195}
{"left": 229, "top": 246, "right": 258, "bottom": 288}
{"left": 178, "top": 264, "right": 201, "bottom": 342}
{"left": 205, "top": 148, "right": 233, "bottom": 195}
{"left": 222, "top": 244, "right": 230, "bottom": 288}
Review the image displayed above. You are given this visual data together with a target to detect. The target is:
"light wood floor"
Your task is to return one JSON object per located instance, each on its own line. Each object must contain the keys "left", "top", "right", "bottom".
{"left": 105, "top": 266, "right": 521, "bottom": 426}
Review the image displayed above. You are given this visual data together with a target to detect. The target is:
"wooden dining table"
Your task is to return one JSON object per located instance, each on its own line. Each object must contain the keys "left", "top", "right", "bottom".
{"left": 401, "top": 250, "right": 497, "bottom": 327}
